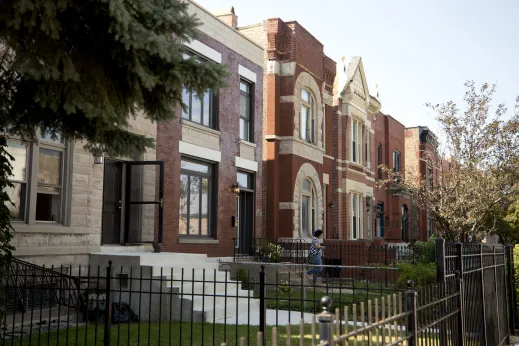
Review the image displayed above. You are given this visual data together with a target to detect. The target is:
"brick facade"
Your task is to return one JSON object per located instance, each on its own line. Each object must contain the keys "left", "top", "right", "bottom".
{"left": 373, "top": 113, "right": 411, "bottom": 242}
{"left": 156, "top": 17, "right": 264, "bottom": 256}
{"left": 405, "top": 127, "right": 439, "bottom": 241}
{"left": 240, "top": 19, "right": 336, "bottom": 240}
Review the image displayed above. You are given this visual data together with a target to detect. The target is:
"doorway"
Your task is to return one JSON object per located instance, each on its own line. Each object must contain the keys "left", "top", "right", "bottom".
{"left": 236, "top": 171, "right": 254, "bottom": 255}
{"left": 101, "top": 159, "right": 164, "bottom": 245}
{"left": 102, "top": 160, "right": 123, "bottom": 244}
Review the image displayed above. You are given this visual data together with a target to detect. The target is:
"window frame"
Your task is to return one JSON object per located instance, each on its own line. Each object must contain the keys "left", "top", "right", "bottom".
{"left": 350, "top": 192, "right": 363, "bottom": 240}
{"left": 5, "top": 132, "right": 71, "bottom": 225}
{"left": 350, "top": 118, "right": 363, "bottom": 164}
{"left": 377, "top": 143, "right": 383, "bottom": 179}
{"left": 36, "top": 137, "right": 66, "bottom": 223}
{"left": 427, "top": 166, "right": 433, "bottom": 189}
{"left": 6, "top": 140, "right": 29, "bottom": 221}
{"left": 179, "top": 157, "right": 215, "bottom": 237}
{"left": 239, "top": 79, "right": 254, "bottom": 143}
{"left": 376, "top": 202, "right": 385, "bottom": 238}
{"left": 393, "top": 150, "right": 401, "bottom": 172}
{"left": 301, "top": 88, "right": 315, "bottom": 144}
{"left": 300, "top": 178, "right": 316, "bottom": 238}
{"left": 181, "top": 52, "right": 217, "bottom": 129}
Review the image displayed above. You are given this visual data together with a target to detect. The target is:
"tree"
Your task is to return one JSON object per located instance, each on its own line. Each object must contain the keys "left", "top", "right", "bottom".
{"left": 0, "top": 0, "right": 229, "bottom": 315}
{"left": 379, "top": 82, "right": 519, "bottom": 241}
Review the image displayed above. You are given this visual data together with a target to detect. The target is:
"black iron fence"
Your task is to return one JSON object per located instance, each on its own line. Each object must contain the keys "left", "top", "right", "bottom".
{"left": 1, "top": 260, "right": 401, "bottom": 346}
{"left": 233, "top": 237, "right": 436, "bottom": 267}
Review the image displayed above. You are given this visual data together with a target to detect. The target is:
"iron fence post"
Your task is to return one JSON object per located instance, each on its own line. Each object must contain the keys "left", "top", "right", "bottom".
{"left": 103, "top": 261, "right": 112, "bottom": 346}
{"left": 385, "top": 244, "right": 388, "bottom": 287}
{"left": 407, "top": 281, "right": 418, "bottom": 346}
{"left": 436, "top": 236, "right": 446, "bottom": 284}
{"left": 259, "top": 265, "right": 266, "bottom": 344}
{"left": 318, "top": 296, "right": 334, "bottom": 345}
{"left": 507, "top": 246, "right": 517, "bottom": 334}
{"left": 456, "top": 242, "right": 464, "bottom": 346}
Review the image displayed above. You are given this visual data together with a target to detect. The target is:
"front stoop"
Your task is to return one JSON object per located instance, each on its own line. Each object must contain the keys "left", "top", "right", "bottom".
{"left": 88, "top": 252, "right": 259, "bottom": 323}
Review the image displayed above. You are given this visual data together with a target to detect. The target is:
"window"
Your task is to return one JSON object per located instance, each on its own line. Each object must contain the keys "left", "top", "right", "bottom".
{"left": 376, "top": 203, "right": 384, "bottom": 238}
{"left": 239, "top": 80, "right": 253, "bottom": 142}
{"left": 179, "top": 158, "right": 214, "bottom": 236}
{"left": 351, "top": 119, "right": 362, "bottom": 164}
{"left": 301, "top": 89, "right": 315, "bottom": 144}
{"left": 365, "top": 131, "right": 370, "bottom": 169}
{"left": 427, "top": 215, "right": 435, "bottom": 238}
{"left": 393, "top": 150, "right": 401, "bottom": 172}
{"left": 377, "top": 144, "right": 383, "bottom": 179}
{"left": 427, "top": 166, "right": 433, "bottom": 189}
{"left": 182, "top": 53, "right": 215, "bottom": 128}
{"left": 350, "top": 192, "right": 363, "bottom": 239}
{"left": 237, "top": 171, "right": 253, "bottom": 190}
{"left": 300, "top": 179, "right": 316, "bottom": 237}
{"left": 6, "top": 141, "right": 28, "bottom": 220}
{"left": 366, "top": 197, "right": 372, "bottom": 240}
{"left": 4, "top": 131, "right": 68, "bottom": 224}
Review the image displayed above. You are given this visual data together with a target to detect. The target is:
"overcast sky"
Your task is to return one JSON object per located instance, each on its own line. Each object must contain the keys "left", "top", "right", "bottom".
{"left": 194, "top": 0, "right": 518, "bottom": 134}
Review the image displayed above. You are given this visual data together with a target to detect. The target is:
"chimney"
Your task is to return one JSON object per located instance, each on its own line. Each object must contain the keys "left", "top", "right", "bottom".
{"left": 214, "top": 7, "right": 238, "bottom": 29}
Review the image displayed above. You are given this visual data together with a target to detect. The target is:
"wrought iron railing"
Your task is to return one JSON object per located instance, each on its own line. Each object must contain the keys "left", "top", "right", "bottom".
{"left": 3, "top": 258, "right": 83, "bottom": 313}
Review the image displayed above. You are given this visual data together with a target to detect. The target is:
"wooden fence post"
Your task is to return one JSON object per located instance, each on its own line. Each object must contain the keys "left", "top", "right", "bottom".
{"left": 318, "top": 296, "right": 334, "bottom": 345}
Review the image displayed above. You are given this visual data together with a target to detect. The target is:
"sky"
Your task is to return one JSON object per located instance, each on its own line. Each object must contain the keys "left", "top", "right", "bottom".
{"left": 194, "top": 0, "right": 518, "bottom": 135}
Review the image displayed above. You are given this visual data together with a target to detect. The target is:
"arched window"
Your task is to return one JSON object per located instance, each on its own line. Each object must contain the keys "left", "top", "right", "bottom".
{"left": 301, "top": 88, "right": 315, "bottom": 144}
{"left": 300, "top": 178, "right": 316, "bottom": 237}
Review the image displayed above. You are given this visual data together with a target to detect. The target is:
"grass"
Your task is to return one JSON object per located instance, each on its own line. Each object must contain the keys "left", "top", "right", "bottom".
{"left": 7, "top": 321, "right": 319, "bottom": 346}
{"left": 266, "top": 285, "right": 402, "bottom": 314}
{"left": 6, "top": 321, "right": 419, "bottom": 346}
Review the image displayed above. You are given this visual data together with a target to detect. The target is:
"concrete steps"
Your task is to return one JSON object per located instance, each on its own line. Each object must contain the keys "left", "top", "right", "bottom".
{"left": 89, "top": 252, "right": 259, "bottom": 323}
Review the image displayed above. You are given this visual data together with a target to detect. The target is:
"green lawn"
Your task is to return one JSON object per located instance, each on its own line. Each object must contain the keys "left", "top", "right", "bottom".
{"left": 266, "top": 286, "right": 402, "bottom": 314}
{"left": 6, "top": 321, "right": 416, "bottom": 346}
{"left": 8, "top": 322, "right": 321, "bottom": 346}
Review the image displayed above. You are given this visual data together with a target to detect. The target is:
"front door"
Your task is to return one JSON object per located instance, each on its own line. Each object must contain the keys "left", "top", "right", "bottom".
{"left": 237, "top": 190, "right": 254, "bottom": 255}
{"left": 102, "top": 160, "right": 123, "bottom": 244}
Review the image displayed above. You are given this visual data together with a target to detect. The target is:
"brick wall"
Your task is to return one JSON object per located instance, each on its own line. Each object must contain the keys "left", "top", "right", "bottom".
{"left": 156, "top": 30, "right": 263, "bottom": 257}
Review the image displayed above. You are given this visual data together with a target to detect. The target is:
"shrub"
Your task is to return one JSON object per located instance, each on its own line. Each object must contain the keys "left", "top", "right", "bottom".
{"left": 407, "top": 238, "right": 436, "bottom": 264}
{"left": 396, "top": 262, "right": 437, "bottom": 289}
{"left": 256, "top": 243, "right": 282, "bottom": 263}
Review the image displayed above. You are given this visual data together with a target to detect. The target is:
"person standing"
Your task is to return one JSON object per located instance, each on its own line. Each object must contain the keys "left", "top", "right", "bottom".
{"left": 306, "top": 230, "right": 325, "bottom": 284}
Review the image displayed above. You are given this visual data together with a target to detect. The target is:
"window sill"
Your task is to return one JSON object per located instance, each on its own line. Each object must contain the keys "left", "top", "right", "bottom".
{"left": 239, "top": 140, "right": 256, "bottom": 148}
{"left": 178, "top": 237, "right": 219, "bottom": 244}
{"left": 181, "top": 119, "right": 221, "bottom": 136}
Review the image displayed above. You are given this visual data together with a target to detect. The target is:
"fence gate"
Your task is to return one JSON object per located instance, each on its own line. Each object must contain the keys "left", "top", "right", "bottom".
{"left": 437, "top": 239, "right": 513, "bottom": 346}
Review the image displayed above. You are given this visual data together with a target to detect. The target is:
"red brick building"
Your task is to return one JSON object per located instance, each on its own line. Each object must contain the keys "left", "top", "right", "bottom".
{"left": 155, "top": 5, "right": 265, "bottom": 257}
{"left": 239, "top": 19, "right": 336, "bottom": 240}
{"left": 405, "top": 126, "right": 439, "bottom": 241}
{"left": 373, "top": 113, "right": 411, "bottom": 242}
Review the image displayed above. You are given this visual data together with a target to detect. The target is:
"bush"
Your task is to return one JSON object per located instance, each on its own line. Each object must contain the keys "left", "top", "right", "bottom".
{"left": 407, "top": 238, "right": 436, "bottom": 264}
{"left": 256, "top": 243, "right": 282, "bottom": 263}
{"left": 396, "top": 262, "right": 437, "bottom": 289}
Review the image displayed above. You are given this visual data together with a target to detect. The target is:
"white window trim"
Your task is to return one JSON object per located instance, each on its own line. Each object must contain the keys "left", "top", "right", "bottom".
{"left": 350, "top": 118, "right": 363, "bottom": 164}
{"left": 300, "top": 178, "right": 316, "bottom": 238}
{"left": 350, "top": 192, "right": 363, "bottom": 240}
{"left": 301, "top": 88, "right": 315, "bottom": 144}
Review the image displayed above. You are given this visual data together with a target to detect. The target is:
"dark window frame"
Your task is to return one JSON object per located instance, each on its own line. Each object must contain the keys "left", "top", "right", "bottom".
{"left": 239, "top": 79, "right": 254, "bottom": 142}
{"left": 179, "top": 157, "right": 215, "bottom": 237}
{"left": 393, "top": 150, "right": 401, "bottom": 172}
{"left": 377, "top": 143, "right": 383, "bottom": 179}
{"left": 181, "top": 52, "right": 218, "bottom": 129}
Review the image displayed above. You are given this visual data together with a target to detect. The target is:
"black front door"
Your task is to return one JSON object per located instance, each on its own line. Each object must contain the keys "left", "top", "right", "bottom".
{"left": 102, "top": 160, "right": 123, "bottom": 244}
{"left": 237, "top": 191, "right": 254, "bottom": 255}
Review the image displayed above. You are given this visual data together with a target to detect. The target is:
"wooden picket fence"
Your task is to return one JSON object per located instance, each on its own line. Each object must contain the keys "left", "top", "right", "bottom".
{"left": 221, "top": 279, "right": 463, "bottom": 346}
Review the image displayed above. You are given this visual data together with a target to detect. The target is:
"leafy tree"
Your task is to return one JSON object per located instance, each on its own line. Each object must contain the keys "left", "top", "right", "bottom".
{"left": 379, "top": 82, "right": 519, "bottom": 241}
{"left": 0, "top": 0, "right": 229, "bottom": 316}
